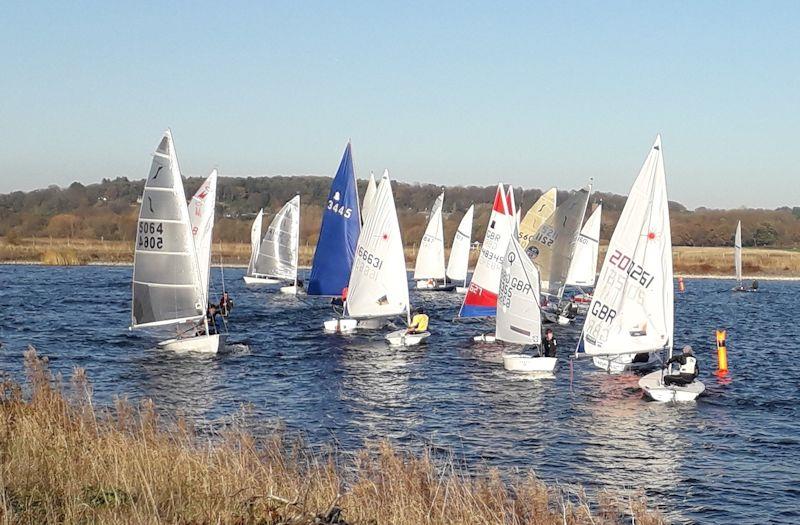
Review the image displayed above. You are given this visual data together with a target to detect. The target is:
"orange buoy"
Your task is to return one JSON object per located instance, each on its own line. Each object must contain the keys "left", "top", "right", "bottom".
{"left": 716, "top": 329, "right": 728, "bottom": 373}
{"left": 678, "top": 276, "right": 685, "bottom": 293}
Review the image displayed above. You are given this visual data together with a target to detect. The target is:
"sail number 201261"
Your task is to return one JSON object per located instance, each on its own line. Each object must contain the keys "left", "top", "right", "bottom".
{"left": 138, "top": 221, "right": 164, "bottom": 250}
{"left": 609, "top": 249, "right": 654, "bottom": 288}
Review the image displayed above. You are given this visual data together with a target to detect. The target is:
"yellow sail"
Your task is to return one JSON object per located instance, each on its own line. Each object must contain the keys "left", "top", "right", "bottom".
{"left": 519, "top": 187, "right": 557, "bottom": 248}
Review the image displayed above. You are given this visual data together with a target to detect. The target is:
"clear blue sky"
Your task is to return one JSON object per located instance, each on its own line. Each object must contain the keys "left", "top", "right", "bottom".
{"left": 1, "top": 1, "right": 798, "bottom": 209}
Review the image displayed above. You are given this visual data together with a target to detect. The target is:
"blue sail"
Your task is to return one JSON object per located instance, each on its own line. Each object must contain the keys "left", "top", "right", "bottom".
{"left": 307, "top": 142, "right": 361, "bottom": 296}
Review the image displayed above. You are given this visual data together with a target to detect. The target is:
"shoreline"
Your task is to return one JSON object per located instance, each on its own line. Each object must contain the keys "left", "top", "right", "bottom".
{"left": 2, "top": 259, "right": 799, "bottom": 280}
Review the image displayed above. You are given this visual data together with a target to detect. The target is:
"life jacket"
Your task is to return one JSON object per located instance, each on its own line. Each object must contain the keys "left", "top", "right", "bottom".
{"left": 411, "top": 313, "right": 429, "bottom": 332}
{"left": 679, "top": 356, "right": 697, "bottom": 375}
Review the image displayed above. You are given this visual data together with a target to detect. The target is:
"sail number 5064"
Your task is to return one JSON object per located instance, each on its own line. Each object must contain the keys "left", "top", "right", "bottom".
{"left": 609, "top": 249, "right": 654, "bottom": 288}
{"left": 137, "top": 221, "right": 164, "bottom": 250}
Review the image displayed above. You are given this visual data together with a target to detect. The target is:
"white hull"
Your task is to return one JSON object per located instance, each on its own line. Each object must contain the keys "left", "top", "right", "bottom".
{"left": 385, "top": 329, "right": 430, "bottom": 347}
{"left": 279, "top": 285, "right": 302, "bottom": 295}
{"left": 456, "top": 286, "right": 468, "bottom": 293}
{"left": 592, "top": 352, "right": 662, "bottom": 374}
{"left": 503, "top": 354, "right": 557, "bottom": 373}
{"left": 415, "top": 280, "right": 456, "bottom": 291}
{"left": 473, "top": 333, "right": 497, "bottom": 343}
{"left": 158, "top": 334, "right": 225, "bottom": 354}
{"left": 243, "top": 275, "right": 281, "bottom": 286}
{"left": 557, "top": 315, "right": 571, "bottom": 325}
{"left": 323, "top": 318, "right": 358, "bottom": 333}
{"left": 639, "top": 370, "right": 705, "bottom": 402}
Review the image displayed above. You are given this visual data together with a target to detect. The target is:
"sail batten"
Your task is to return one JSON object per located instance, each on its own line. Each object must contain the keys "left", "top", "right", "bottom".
{"left": 581, "top": 136, "right": 673, "bottom": 357}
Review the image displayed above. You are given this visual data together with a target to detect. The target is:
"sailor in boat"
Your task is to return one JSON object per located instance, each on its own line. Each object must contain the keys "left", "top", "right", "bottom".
{"left": 218, "top": 292, "right": 234, "bottom": 318}
{"left": 751, "top": 280, "right": 759, "bottom": 291}
{"left": 407, "top": 307, "right": 429, "bottom": 334}
{"left": 662, "top": 345, "right": 699, "bottom": 386}
{"left": 197, "top": 304, "right": 221, "bottom": 336}
{"left": 542, "top": 328, "right": 557, "bottom": 357}
{"left": 331, "top": 286, "right": 348, "bottom": 312}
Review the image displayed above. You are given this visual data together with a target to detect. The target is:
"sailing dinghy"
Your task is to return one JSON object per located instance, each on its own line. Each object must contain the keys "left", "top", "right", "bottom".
{"left": 243, "top": 209, "right": 276, "bottom": 285}
{"left": 361, "top": 171, "right": 377, "bottom": 223}
{"left": 497, "top": 224, "right": 556, "bottom": 374}
{"left": 414, "top": 192, "right": 455, "bottom": 291}
{"left": 131, "top": 131, "right": 224, "bottom": 354}
{"left": 447, "top": 205, "right": 474, "bottom": 293}
{"left": 337, "top": 171, "right": 425, "bottom": 343}
{"left": 731, "top": 221, "right": 756, "bottom": 292}
{"left": 579, "top": 137, "right": 695, "bottom": 390}
{"left": 565, "top": 203, "right": 602, "bottom": 311}
{"left": 526, "top": 185, "right": 591, "bottom": 325}
{"left": 243, "top": 196, "right": 301, "bottom": 291}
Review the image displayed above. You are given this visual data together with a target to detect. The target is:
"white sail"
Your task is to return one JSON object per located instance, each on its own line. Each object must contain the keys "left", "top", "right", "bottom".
{"left": 519, "top": 188, "right": 557, "bottom": 248}
{"left": 734, "top": 220, "right": 743, "bottom": 284}
{"left": 362, "top": 171, "right": 377, "bottom": 223}
{"left": 254, "top": 196, "right": 300, "bottom": 280}
{"left": 446, "top": 205, "right": 474, "bottom": 283}
{"left": 246, "top": 209, "right": 263, "bottom": 277}
{"left": 528, "top": 185, "right": 591, "bottom": 298}
{"left": 345, "top": 170, "right": 410, "bottom": 319}
{"left": 566, "top": 203, "right": 602, "bottom": 287}
{"left": 496, "top": 233, "right": 542, "bottom": 345}
{"left": 188, "top": 169, "right": 218, "bottom": 304}
{"left": 582, "top": 136, "right": 673, "bottom": 357}
{"left": 413, "top": 192, "right": 446, "bottom": 280}
{"left": 131, "top": 130, "right": 205, "bottom": 328}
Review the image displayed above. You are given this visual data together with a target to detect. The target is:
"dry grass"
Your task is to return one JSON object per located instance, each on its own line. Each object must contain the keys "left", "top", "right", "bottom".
{"left": 5, "top": 237, "right": 796, "bottom": 277}
{"left": 0, "top": 348, "right": 664, "bottom": 525}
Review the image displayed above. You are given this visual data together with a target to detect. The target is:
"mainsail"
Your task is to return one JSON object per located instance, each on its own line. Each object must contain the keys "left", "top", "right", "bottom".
{"left": 496, "top": 232, "right": 542, "bottom": 345}
{"left": 131, "top": 130, "right": 205, "bottom": 328}
{"left": 446, "top": 205, "right": 474, "bottom": 283}
{"left": 458, "top": 184, "right": 514, "bottom": 318}
{"left": 188, "top": 169, "right": 218, "bottom": 304}
{"left": 362, "top": 171, "right": 377, "bottom": 223}
{"left": 307, "top": 142, "right": 361, "bottom": 296}
{"left": 519, "top": 188, "right": 557, "bottom": 248}
{"left": 246, "top": 209, "right": 264, "bottom": 277}
{"left": 254, "top": 196, "right": 300, "bottom": 281}
{"left": 527, "top": 185, "right": 591, "bottom": 298}
{"left": 345, "top": 171, "right": 410, "bottom": 320}
{"left": 734, "top": 220, "right": 743, "bottom": 284}
{"left": 581, "top": 136, "right": 673, "bottom": 357}
{"left": 566, "top": 203, "right": 602, "bottom": 287}
{"left": 413, "top": 192, "right": 446, "bottom": 281}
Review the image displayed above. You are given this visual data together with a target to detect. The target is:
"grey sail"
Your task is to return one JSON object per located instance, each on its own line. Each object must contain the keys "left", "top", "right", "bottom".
{"left": 254, "top": 196, "right": 300, "bottom": 280}
{"left": 131, "top": 130, "right": 205, "bottom": 328}
{"left": 528, "top": 185, "right": 591, "bottom": 298}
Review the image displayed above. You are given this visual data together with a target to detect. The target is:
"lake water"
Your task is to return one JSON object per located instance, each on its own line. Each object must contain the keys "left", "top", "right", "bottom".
{"left": 1, "top": 265, "right": 798, "bottom": 524}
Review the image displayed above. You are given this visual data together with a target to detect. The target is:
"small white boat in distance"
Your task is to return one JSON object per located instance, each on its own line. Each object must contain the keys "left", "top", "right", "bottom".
{"left": 243, "top": 210, "right": 279, "bottom": 285}
{"left": 385, "top": 329, "right": 430, "bottom": 347}
{"left": 639, "top": 369, "right": 705, "bottom": 402}
{"left": 414, "top": 192, "right": 454, "bottom": 290}
{"left": 244, "top": 196, "right": 301, "bottom": 291}
{"left": 473, "top": 333, "right": 497, "bottom": 343}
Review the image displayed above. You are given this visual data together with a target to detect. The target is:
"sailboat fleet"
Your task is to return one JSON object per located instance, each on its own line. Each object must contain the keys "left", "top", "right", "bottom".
{"left": 129, "top": 130, "right": 713, "bottom": 402}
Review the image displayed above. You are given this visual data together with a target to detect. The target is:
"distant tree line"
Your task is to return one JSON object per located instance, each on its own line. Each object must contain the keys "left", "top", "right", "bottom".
{"left": 1, "top": 176, "right": 799, "bottom": 248}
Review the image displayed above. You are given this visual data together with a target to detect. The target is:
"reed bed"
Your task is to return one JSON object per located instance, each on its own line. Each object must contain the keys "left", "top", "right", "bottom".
{"left": 0, "top": 348, "right": 663, "bottom": 524}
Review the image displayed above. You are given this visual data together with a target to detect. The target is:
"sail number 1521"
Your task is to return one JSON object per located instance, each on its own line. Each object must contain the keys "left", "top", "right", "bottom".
{"left": 609, "top": 249, "right": 654, "bottom": 288}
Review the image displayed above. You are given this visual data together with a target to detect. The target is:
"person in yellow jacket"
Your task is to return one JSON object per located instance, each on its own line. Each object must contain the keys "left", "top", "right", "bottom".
{"left": 407, "top": 307, "right": 429, "bottom": 334}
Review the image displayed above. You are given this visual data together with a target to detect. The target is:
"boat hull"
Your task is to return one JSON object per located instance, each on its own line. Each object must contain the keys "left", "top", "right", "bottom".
{"left": 473, "top": 333, "right": 497, "bottom": 343}
{"left": 639, "top": 370, "right": 705, "bottom": 402}
{"left": 415, "top": 280, "right": 456, "bottom": 291}
{"left": 158, "top": 334, "right": 225, "bottom": 354}
{"left": 385, "top": 329, "right": 430, "bottom": 347}
{"left": 592, "top": 352, "right": 662, "bottom": 374}
{"left": 323, "top": 318, "right": 358, "bottom": 333}
{"left": 279, "top": 285, "right": 302, "bottom": 295}
{"left": 243, "top": 275, "right": 281, "bottom": 286}
{"left": 503, "top": 354, "right": 557, "bottom": 373}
